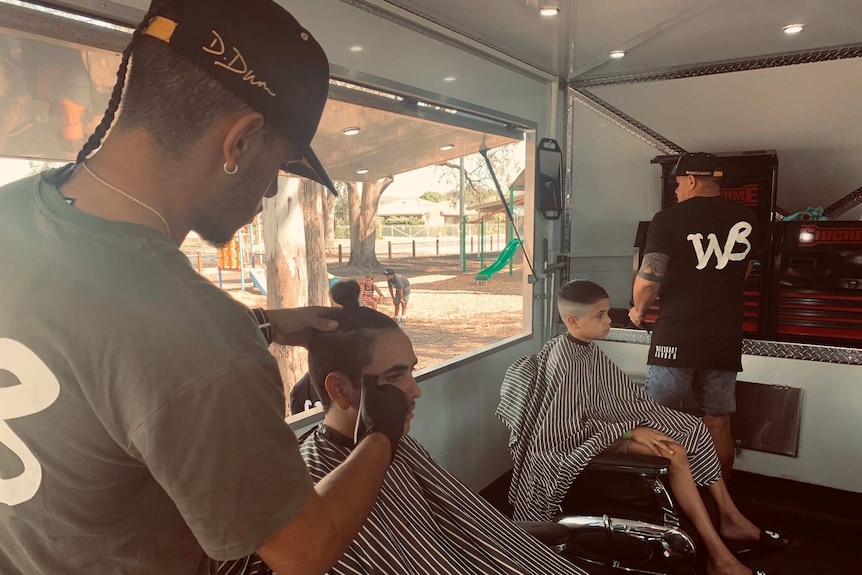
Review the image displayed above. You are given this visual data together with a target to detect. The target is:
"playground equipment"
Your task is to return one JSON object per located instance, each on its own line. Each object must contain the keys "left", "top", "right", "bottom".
{"left": 475, "top": 238, "right": 521, "bottom": 283}
{"left": 216, "top": 218, "right": 264, "bottom": 291}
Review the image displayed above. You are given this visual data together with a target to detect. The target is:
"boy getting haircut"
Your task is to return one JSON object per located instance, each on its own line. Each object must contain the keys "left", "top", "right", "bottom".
{"left": 498, "top": 279, "right": 785, "bottom": 574}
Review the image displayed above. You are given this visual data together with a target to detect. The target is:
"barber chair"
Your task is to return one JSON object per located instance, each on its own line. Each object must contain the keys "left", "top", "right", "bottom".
{"left": 515, "top": 520, "right": 572, "bottom": 554}
{"left": 556, "top": 453, "right": 697, "bottom": 575}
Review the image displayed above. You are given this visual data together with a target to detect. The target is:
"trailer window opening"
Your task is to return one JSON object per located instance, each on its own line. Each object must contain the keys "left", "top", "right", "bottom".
{"left": 0, "top": 22, "right": 533, "bottom": 414}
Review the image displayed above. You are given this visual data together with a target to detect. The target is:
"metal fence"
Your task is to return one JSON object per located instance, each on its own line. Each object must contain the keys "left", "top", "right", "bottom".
{"left": 333, "top": 222, "right": 510, "bottom": 240}
{"left": 328, "top": 234, "right": 515, "bottom": 264}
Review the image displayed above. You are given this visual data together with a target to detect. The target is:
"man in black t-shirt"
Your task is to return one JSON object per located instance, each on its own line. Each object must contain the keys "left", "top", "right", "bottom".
{"left": 629, "top": 153, "right": 757, "bottom": 479}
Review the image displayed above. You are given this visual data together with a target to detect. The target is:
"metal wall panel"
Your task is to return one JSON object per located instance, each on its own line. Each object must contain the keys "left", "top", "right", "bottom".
{"left": 732, "top": 381, "right": 803, "bottom": 457}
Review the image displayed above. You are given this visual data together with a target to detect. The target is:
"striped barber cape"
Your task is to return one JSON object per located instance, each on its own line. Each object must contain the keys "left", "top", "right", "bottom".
{"left": 497, "top": 335, "right": 721, "bottom": 522}
{"left": 300, "top": 425, "right": 589, "bottom": 575}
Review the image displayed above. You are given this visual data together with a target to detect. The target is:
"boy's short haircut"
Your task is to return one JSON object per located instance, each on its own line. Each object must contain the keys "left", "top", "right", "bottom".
{"left": 307, "top": 306, "right": 399, "bottom": 409}
{"left": 557, "top": 280, "right": 610, "bottom": 321}
{"left": 558, "top": 280, "right": 609, "bottom": 307}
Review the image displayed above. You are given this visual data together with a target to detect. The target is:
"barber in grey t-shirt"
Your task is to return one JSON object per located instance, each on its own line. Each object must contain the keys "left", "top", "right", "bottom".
{"left": 0, "top": 1, "right": 407, "bottom": 574}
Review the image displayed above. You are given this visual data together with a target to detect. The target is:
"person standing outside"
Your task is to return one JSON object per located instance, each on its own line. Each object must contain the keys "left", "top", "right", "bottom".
{"left": 384, "top": 268, "right": 411, "bottom": 325}
{"left": 629, "top": 153, "right": 757, "bottom": 480}
{"left": 0, "top": 1, "right": 406, "bottom": 574}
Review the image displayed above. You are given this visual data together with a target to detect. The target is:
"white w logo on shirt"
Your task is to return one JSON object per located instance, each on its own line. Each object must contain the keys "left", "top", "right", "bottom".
{"left": 0, "top": 339, "right": 60, "bottom": 506}
{"left": 686, "top": 221, "right": 752, "bottom": 270}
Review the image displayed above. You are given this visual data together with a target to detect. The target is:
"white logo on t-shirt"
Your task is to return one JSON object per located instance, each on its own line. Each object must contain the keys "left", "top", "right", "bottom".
{"left": 686, "top": 221, "right": 752, "bottom": 270}
{"left": 0, "top": 339, "right": 60, "bottom": 506}
{"left": 653, "top": 345, "right": 678, "bottom": 360}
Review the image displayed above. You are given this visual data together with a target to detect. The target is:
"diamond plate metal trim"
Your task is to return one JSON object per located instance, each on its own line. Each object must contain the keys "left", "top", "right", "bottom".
{"left": 571, "top": 43, "right": 862, "bottom": 88}
{"left": 569, "top": 88, "right": 687, "bottom": 155}
{"left": 823, "top": 185, "right": 862, "bottom": 219}
{"left": 604, "top": 329, "right": 862, "bottom": 366}
{"left": 741, "top": 339, "right": 862, "bottom": 365}
{"left": 605, "top": 328, "right": 652, "bottom": 346}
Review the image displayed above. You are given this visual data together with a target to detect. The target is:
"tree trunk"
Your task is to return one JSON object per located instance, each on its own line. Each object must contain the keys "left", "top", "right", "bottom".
{"left": 299, "top": 180, "right": 329, "bottom": 306}
{"left": 347, "top": 176, "right": 394, "bottom": 269}
{"left": 322, "top": 187, "right": 336, "bottom": 254}
{"left": 346, "top": 181, "right": 360, "bottom": 253}
{"left": 263, "top": 176, "right": 309, "bottom": 414}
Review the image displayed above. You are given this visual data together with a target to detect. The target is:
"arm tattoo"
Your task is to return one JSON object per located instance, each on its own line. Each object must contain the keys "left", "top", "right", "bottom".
{"left": 638, "top": 253, "right": 669, "bottom": 283}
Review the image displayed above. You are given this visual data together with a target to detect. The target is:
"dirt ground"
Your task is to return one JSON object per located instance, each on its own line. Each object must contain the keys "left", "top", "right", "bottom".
{"left": 330, "top": 253, "right": 526, "bottom": 367}
{"left": 193, "top": 247, "right": 526, "bottom": 369}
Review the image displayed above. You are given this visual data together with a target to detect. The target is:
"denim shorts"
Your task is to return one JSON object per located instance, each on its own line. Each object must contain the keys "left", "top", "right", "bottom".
{"left": 645, "top": 365, "right": 737, "bottom": 416}
{"left": 393, "top": 286, "right": 410, "bottom": 305}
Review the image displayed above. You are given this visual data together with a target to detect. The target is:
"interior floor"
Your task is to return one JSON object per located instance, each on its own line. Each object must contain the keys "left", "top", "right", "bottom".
{"left": 479, "top": 469, "right": 862, "bottom": 574}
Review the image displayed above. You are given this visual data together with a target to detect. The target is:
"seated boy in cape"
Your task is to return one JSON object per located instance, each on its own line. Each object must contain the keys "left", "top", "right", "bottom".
{"left": 219, "top": 300, "right": 591, "bottom": 575}
{"left": 497, "top": 280, "right": 789, "bottom": 575}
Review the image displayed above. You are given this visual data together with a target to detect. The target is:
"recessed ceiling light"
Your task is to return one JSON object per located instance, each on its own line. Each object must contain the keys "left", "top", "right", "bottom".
{"left": 349, "top": 45, "right": 363, "bottom": 52}
{"left": 440, "top": 144, "right": 454, "bottom": 151}
{"left": 355, "top": 168, "right": 369, "bottom": 175}
{"left": 342, "top": 127, "right": 361, "bottom": 136}
{"left": 539, "top": 5, "right": 560, "bottom": 17}
{"left": 783, "top": 24, "right": 805, "bottom": 35}
{"left": 609, "top": 50, "right": 626, "bottom": 59}
{"left": 443, "top": 76, "right": 456, "bottom": 82}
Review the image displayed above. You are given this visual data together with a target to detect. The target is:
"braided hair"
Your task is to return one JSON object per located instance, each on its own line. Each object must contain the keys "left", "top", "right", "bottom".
{"left": 44, "top": 2, "right": 160, "bottom": 186}
{"left": 46, "top": 0, "right": 253, "bottom": 186}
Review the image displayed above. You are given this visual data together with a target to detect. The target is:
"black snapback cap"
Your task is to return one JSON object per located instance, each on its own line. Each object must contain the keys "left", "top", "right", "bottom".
{"left": 670, "top": 152, "right": 724, "bottom": 179}
{"left": 143, "top": 0, "right": 336, "bottom": 195}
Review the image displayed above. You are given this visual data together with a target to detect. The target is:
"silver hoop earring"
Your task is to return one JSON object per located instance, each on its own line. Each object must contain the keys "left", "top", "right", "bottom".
{"left": 223, "top": 162, "right": 238, "bottom": 175}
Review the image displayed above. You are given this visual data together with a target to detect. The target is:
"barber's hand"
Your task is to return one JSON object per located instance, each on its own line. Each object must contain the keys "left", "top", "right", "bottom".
{"left": 354, "top": 374, "right": 408, "bottom": 461}
{"left": 628, "top": 307, "right": 645, "bottom": 328}
{"left": 630, "top": 427, "right": 675, "bottom": 457}
{"left": 264, "top": 307, "right": 338, "bottom": 347}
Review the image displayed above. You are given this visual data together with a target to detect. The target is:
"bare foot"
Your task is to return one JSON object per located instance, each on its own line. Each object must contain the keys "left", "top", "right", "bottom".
{"left": 718, "top": 514, "right": 761, "bottom": 542}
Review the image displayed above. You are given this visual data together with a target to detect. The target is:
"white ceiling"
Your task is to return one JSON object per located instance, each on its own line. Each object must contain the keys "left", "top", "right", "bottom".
{"left": 40, "top": 1, "right": 862, "bottom": 82}
{"left": 384, "top": 0, "right": 862, "bottom": 80}
{"left": 591, "top": 57, "right": 862, "bottom": 217}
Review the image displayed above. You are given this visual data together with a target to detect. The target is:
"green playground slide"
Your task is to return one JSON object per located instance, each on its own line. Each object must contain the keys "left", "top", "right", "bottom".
{"left": 475, "top": 238, "right": 521, "bottom": 282}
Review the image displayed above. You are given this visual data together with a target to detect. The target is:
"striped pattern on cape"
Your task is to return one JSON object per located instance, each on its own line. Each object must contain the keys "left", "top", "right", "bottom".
{"left": 497, "top": 335, "right": 721, "bottom": 522}
{"left": 300, "top": 425, "right": 588, "bottom": 575}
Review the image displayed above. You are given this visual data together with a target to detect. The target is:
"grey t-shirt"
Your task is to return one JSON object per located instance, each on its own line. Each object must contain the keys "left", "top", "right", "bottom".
{"left": 386, "top": 273, "right": 410, "bottom": 291}
{"left": 0, "top": 172, "right": 313, "bottom": 574}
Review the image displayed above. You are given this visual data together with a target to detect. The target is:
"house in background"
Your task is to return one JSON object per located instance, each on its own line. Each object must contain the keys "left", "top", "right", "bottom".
{"left": 378, "top": 196, "right": 476, "bottom": 226}
{"left": 435, "top": 201, "right": 478, "bottom": 225}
